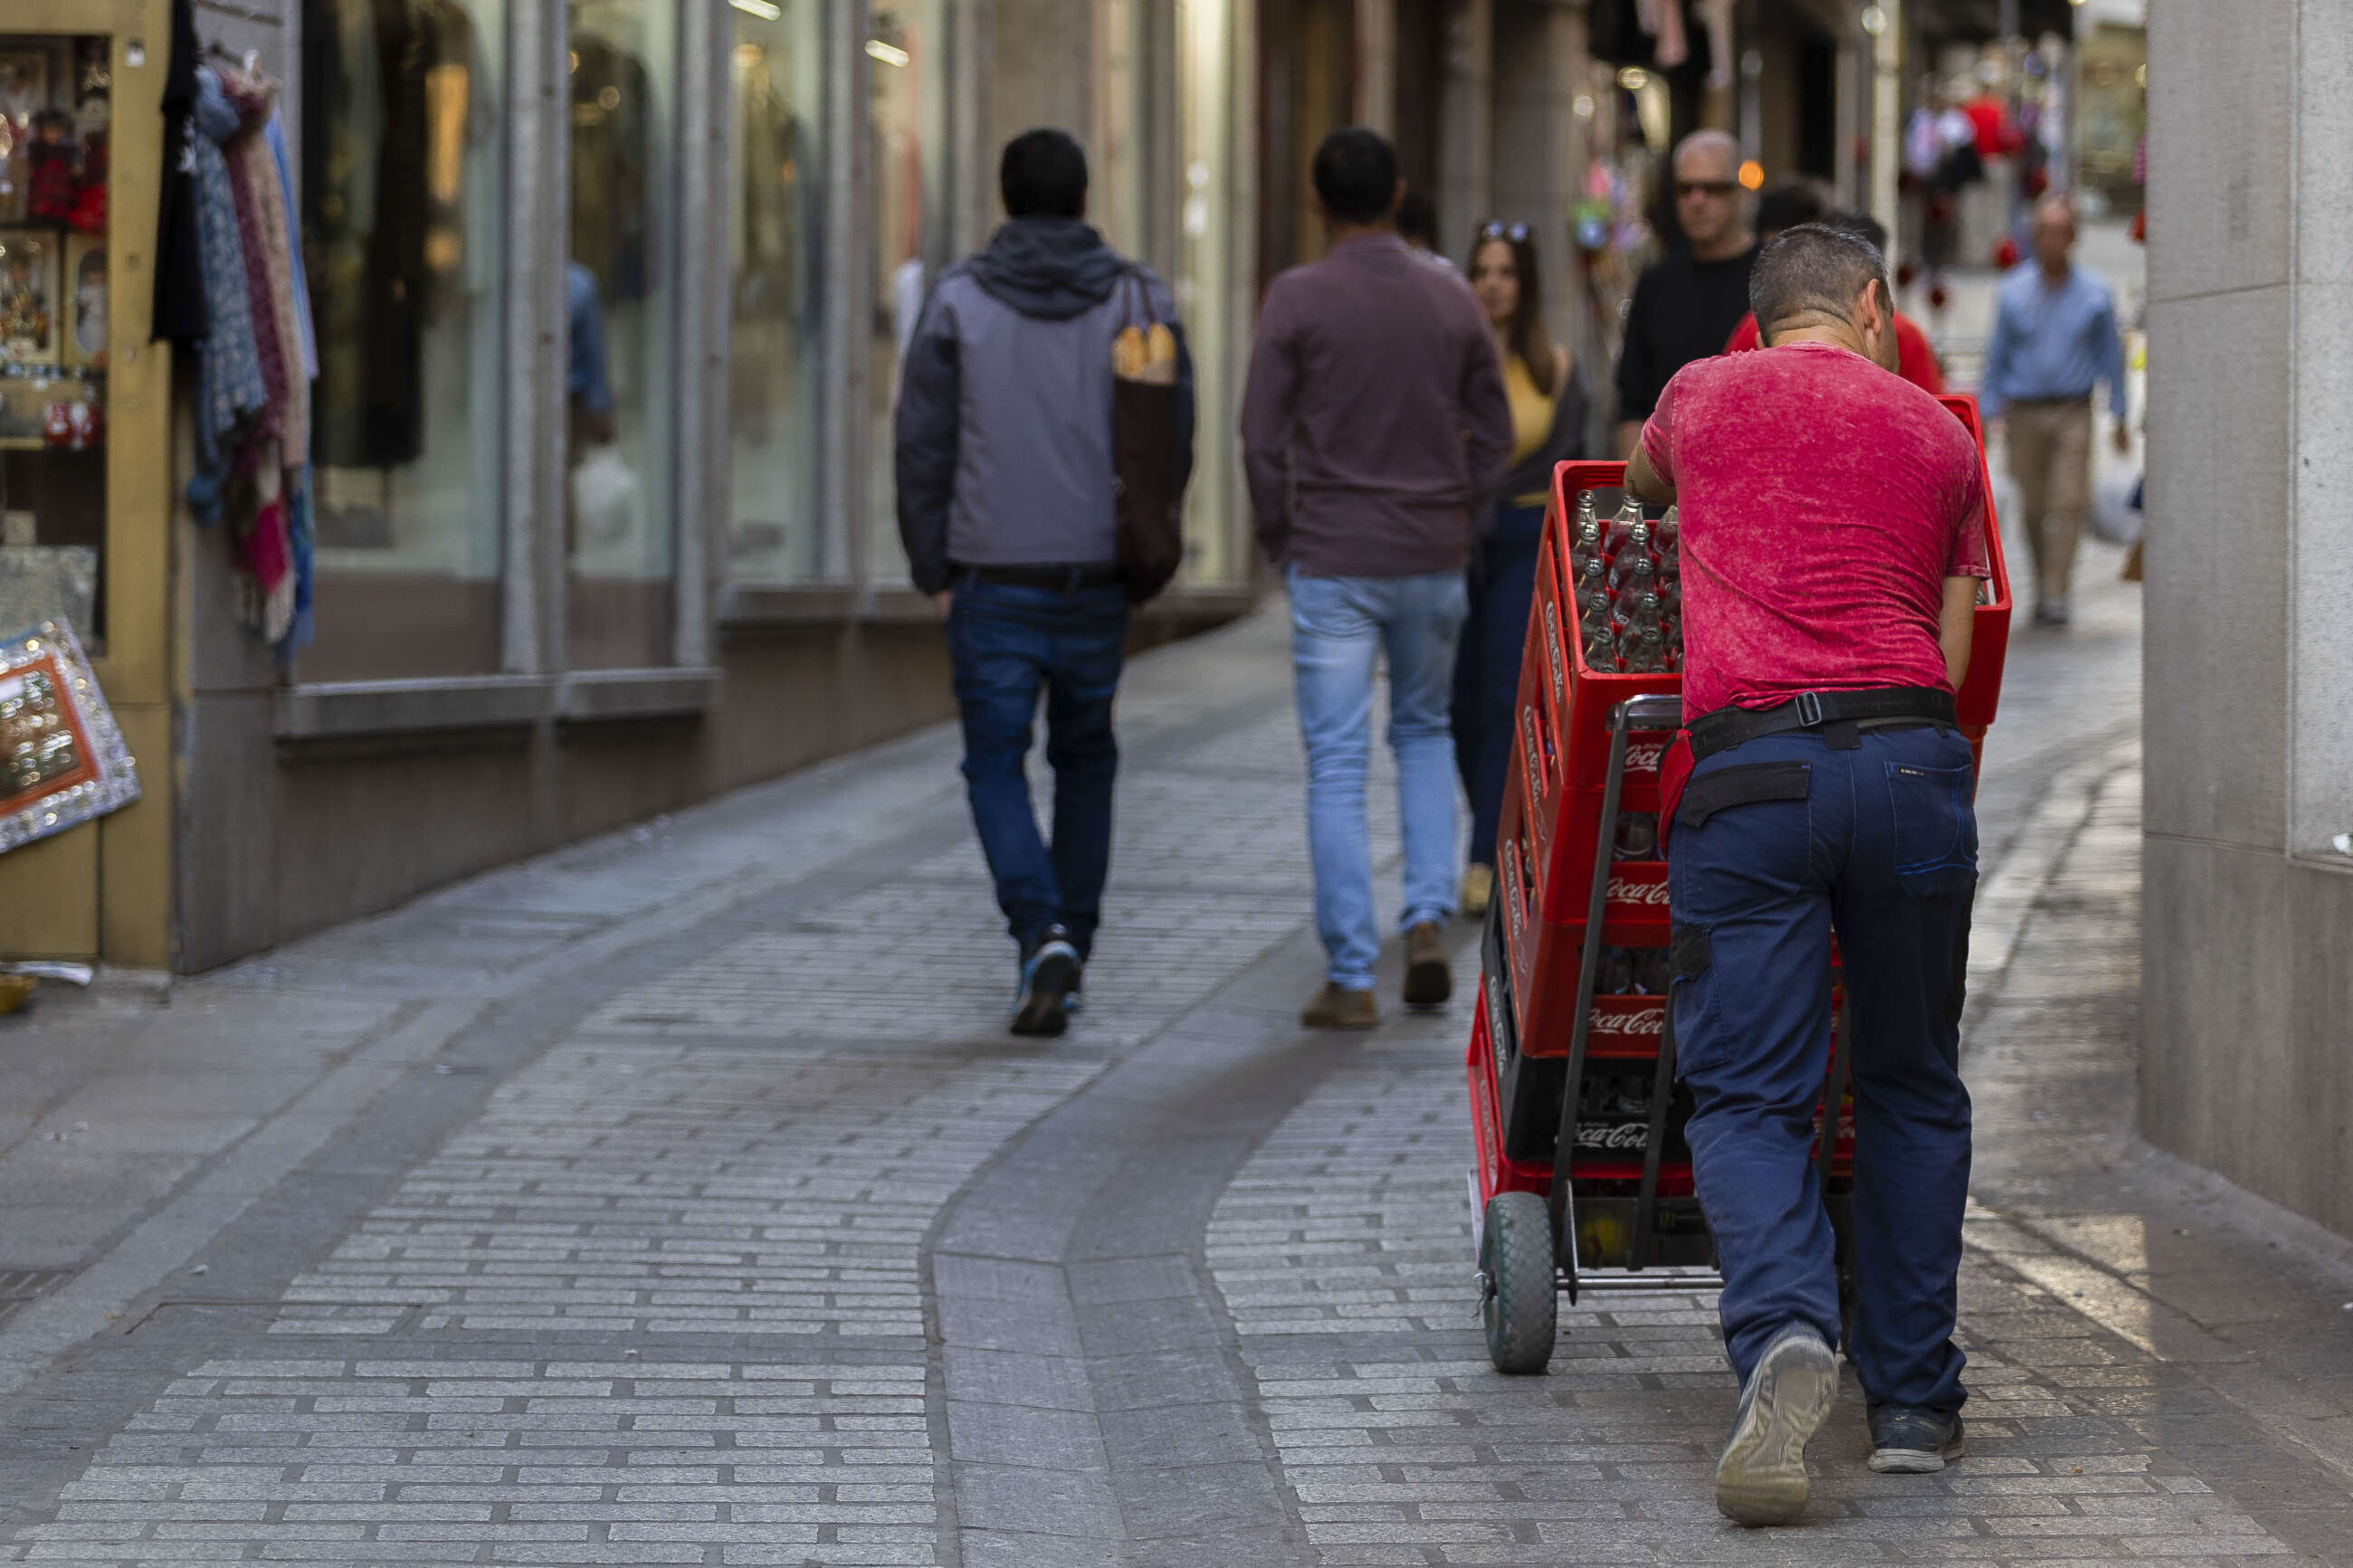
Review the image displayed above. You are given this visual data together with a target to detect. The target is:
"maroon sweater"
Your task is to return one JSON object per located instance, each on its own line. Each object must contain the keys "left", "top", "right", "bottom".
{"left": 1241, "top": 233, "right": 1514, "bottom": 578}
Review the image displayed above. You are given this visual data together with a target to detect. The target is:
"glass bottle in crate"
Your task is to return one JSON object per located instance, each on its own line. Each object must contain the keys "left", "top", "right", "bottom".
{"left": 1611, "top": 586, "right": 1663, "bottom": 641}
{"left": 1569, "top": 493, "right": 1605, "bottom": 582}
{"left": 1579, "top": 617, "right": 1619, "bottom": 671}
{"left": 1620, "top": 624, "right": 1672, "bottom": 673}
{"left": 1576, "top": 577, "right": 1612, "bottom": 635}
{"left": 1605, "top": 494, "right": 1643, "bottom": 556}
{"left": 1607, "top": 521, "right": 1656, "bottom": 596}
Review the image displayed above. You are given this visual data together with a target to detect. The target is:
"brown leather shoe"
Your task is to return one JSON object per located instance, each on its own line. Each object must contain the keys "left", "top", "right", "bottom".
{"left": 1301, "top": 982, "right": 1379, "bottom": 1029}
{"left": 1404, "top": 921, "right": 1452, "bottom": 1007}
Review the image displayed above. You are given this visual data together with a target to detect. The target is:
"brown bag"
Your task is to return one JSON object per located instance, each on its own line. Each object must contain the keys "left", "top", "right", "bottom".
{"left": 1111, "top": 269, "right": 1185, "bottom": 604}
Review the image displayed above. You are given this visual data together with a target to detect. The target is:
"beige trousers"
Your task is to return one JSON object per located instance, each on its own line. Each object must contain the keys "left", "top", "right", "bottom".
{"left": 2005, "top": 398, "right": 2093, "bottom": 603}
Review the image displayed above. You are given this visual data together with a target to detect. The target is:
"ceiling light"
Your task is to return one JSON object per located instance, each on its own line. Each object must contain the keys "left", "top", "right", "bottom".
{"left": 729, "top": 0, "right": 782, "bottom": 18}
{"left": 866, "top": 38, "right": 910, "bottom": 67}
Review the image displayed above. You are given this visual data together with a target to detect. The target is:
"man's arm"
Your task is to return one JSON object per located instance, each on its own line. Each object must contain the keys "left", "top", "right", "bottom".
{"left": 893, "top": 289, "right": 961, "bottom": 599}
{"left": 1939, "top": 575, "right": 1978, "bottom": 690}
{"left": 2095, "top": 290, "right": 2131, "bottom": 450}
{"left": 1625, "top": 442, "right": 1675, "bottom": 506}
{"left": 1238, "top": 287, "right": 1299, "bottom": 565}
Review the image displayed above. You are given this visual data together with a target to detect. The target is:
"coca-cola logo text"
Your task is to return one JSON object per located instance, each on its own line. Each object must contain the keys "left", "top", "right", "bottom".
{"left": 1607, "top": 877, "right": 1672, "bottom": 906}
{"left": 1576, "top": 1122, "right": 1653, "bottom": 1152}
{"left": 1625, "top": 743, "right": 1665, "bottom": 773}
{"left": 1591, "top": 1003, "right": 1665, "bottom": 1036}
{"left": 1543, "top": 602, "right": 1566, "bottom": 702}
{"left": 1521, "top": 708, "right": 1544, "bottom": 803}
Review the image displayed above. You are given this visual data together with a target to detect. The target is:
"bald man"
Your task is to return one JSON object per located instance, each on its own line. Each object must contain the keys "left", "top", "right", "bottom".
{"left": 1614, "top": 129, "right": 1759, "bottom": 458}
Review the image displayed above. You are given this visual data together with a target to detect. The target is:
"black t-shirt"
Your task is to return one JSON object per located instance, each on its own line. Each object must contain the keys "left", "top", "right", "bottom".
{"left": 1613, "top": 243, "right": 1760, "bottom": 423}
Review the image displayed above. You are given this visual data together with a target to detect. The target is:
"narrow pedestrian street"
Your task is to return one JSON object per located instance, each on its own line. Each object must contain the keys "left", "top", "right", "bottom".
{"left": 2, "top": 528, "right": 2349, "bottom": 1567}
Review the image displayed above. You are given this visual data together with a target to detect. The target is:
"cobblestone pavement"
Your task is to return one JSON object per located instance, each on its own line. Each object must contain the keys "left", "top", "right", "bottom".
{"left": 4, "top": 551, "right": 2351, "bottom": 1564}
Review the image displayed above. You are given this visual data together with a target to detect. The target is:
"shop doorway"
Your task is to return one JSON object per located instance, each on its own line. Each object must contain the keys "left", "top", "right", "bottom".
{"left": 1254, "top": 0, "right": 1355, "bottom": 293}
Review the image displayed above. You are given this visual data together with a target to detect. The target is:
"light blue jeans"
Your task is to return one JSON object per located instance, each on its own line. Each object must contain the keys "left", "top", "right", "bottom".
{"left": 1287, "top": 565, "right": 1469, "bottom": 990}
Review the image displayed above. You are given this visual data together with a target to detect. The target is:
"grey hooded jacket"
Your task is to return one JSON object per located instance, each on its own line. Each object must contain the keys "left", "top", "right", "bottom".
{"left": 894, "top": 218, "right": 1196, "bottom": 596}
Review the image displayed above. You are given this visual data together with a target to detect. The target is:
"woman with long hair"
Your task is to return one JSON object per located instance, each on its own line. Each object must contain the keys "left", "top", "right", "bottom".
{"left": 1453, "top": 221, "right": 1588, "bottom": 917}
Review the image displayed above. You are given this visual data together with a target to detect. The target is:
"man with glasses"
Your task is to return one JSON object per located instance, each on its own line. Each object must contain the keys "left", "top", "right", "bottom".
{"left": 1614, "top": 129, "right": 1758, "bottom": 460}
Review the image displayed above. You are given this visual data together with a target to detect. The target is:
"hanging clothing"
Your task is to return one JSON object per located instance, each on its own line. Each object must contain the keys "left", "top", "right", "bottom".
{"left": 569, "top": 31, "right": 654, "bottom": 304}
{"left": 152, "top": 0, "right": 209, "bottom": 345}
{"left": 188, "top": 69, "right": 264, "bottom": 474}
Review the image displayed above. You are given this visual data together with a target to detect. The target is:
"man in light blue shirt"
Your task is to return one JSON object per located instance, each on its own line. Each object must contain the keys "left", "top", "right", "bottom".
{"left": 1979, "top": 196, "right": 2129, "bottom": 626}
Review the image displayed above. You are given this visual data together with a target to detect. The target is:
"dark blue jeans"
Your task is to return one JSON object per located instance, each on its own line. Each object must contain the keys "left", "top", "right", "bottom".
{"left": 1451, "top": 503, "right": 1548, "bottom": 870}
{"left": 1668, "top": 725, "right": 1977, "bottom": 1414}
{"left": 947, "top": 577, "right": 1129, "bottom": 960}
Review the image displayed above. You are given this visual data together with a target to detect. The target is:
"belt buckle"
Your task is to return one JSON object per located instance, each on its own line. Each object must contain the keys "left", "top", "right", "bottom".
{"left": 1794, "top": 690, "right": 1824, "bottom": 727}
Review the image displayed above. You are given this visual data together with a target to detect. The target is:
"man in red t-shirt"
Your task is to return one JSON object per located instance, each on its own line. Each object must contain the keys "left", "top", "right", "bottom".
{"left": 1624, "top": 223, "right": 1990, "bottom": 1526}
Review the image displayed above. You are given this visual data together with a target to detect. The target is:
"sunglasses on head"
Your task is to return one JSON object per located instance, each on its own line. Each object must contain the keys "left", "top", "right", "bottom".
{"left": 1676, "top": 179, "right": 1739, "bottom": 198}
{"left": 1478, "top": 220, "right": 1530, "bottom": 242}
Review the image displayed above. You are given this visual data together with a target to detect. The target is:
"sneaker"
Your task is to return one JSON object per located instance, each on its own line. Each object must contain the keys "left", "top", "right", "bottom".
{"left": 1715, "top": 1324, "right": 1839, "bottom": 1526}
{"left": 1300, "top": 982, "right": 1378, "bottom": 1030}
{"left": 1867, "top": 1404, "right": 1965, "bottom": 1474}
{"left": 1403, "top": 920, "right": 1452, "bottom": 1007}
{"left": 1459, "top": 864, "right": 1494, "bottom": 918}
{"left": 2034, "top": 596, "right": 2072, "bottom": 627}
{"left": 1011, "top": 927, "right": 1081, "bottom": 1038}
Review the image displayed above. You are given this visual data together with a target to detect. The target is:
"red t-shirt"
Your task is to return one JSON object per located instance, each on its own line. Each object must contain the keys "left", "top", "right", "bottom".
{"left": 1723, "top": 310, "right": 1946, "bottom": 394}
{"left": 1640, "top": 341, "right": 1989, "bottom": 724}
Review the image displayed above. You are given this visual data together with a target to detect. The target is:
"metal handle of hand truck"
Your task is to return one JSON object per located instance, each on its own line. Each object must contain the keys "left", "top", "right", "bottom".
{"left": 1616, "top": 694, "right": 1681, "bottom": 733}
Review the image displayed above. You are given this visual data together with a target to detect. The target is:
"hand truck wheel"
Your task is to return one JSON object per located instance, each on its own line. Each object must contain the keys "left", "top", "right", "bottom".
{"left": 1479, "top": 1191, "right": 1558, "bottom": 1374}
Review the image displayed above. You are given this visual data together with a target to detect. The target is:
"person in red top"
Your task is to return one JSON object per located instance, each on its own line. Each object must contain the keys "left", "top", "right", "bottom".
{"left": 1624, "top": 223, "right": 1990, "bottom": 1526}
{"left": 1722, "top": 214, "right": 1945, "bottom": 393}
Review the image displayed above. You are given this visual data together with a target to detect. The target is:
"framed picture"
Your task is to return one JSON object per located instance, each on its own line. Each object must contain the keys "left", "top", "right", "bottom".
{"left": 0, "top": 617, "right": 139, "bottom": 855}
{"left": 62, "top": 232, "right": 100, "bottom": 368}
{"left": 0, "top": 225, "right": 60, "bottom": 367}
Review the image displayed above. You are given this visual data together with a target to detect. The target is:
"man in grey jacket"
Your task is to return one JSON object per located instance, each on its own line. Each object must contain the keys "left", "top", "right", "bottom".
{"left": 895, "top": 128, "right": 1195, "bottom": 1038}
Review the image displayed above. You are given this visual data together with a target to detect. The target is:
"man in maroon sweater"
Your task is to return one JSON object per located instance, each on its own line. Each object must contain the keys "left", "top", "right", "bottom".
{"left": 1241, "top": 128, "right": 1514, "bottom": 1029}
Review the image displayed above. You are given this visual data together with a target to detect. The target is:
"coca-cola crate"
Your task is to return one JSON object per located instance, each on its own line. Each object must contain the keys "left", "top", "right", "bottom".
{"left": 1467, "top": 987, "right": 1551, "bottom": 1207}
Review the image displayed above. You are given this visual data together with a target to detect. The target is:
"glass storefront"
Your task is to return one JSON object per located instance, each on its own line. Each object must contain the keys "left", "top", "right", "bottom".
{"left": 864, "top": 0, "right": 950, "bottom": 584}
{"left": 300, "top": 0, "right": 507, "bottom": 679}
{"left": 1176, "top": 0, "right": 1241, "bottom": 584}
{"left": 568, "top": 0, "right": 678, "bottom": 667}
{"left": 725, "top": 0, "right": 827, "bottom": 586}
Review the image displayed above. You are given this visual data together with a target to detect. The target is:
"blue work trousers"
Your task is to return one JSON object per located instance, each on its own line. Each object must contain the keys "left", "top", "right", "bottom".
{"left": 1669, "top": 725, "right": 1977, "bottom": 1414}
{"left": 947, "top": 576, "right": 1130, "bottom": 959}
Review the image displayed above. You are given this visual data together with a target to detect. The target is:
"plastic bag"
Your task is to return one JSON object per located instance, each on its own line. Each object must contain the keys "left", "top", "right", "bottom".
{"left": 571, "top": 446, "right": 643, "bottom": 546}
{"left": 2089, "top": 468, "right": 2143, "bottom": 546}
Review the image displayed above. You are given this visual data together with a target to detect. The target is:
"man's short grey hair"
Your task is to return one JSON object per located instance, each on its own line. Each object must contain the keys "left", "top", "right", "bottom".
{"left": 1750, "top": 222, "right": 1891, "bottom": 343}
{"left": 1673, "top": 128, "right": 1739, "bottom": 173}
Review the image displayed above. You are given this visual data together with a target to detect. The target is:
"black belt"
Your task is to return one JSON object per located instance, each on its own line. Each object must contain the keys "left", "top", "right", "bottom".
{"left": 1686, "top": 686, "right": 1954, "bottom": 761}
{"left": 956, "top": 563, "right": 1125, "bottom": 591}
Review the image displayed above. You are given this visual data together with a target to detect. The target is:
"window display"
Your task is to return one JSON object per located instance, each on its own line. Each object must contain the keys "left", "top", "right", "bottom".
{"left": 0, "top": 34, "right": 109, "bottom": 647}
{"left": 300, "top": 0, "right": 507, "bottom": 679}
{"left": 867, "top": 1, "right": 950, "bottom": 584}
{"left": 569, "top": 0, "right": 678, "bottom": 668}
{"left": 725, "top": 0, "right": 828, "bottom": 586}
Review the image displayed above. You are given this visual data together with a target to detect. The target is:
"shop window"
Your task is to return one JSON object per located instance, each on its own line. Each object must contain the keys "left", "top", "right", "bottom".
{"left": 0, "top": 36, "right": 110, "bottom": 650}
{"left": 568, "top": 0, "right": 678, "bottom": 667}
{"left": 866, "top": 0, "right": 950, "bottom": 585}
{"left": 299, "top": 0, "right": 508, "bottom": 680}
{"left": 725, "top": 0, "right": 828, "bottom": 586}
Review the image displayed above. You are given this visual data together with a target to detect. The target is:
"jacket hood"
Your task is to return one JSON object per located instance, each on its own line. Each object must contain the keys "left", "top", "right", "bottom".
{"left": 967, "top": 217, "right": 1125, "bottom": 320}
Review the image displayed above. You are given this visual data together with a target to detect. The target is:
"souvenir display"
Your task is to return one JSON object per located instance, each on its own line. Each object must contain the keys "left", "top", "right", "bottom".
{"left": 0, "top": 225, "right": 59, "bottom": 366}
{"left": 0, "top": 616, "right": 138, "bottom": 855}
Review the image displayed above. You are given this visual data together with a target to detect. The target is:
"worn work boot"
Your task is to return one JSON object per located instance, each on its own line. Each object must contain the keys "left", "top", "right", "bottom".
{"left": 1010, "top": 927, "right": 1081, "bottom": 1038}
{"left": 1715, "top": 1324, "right": 1839, "bottom": 1526}
{"left": 1403, "top": 921, "right": 1452, "bottom": 1007}
{"left": 1459, "top": 864, "right": 1494, "bottom": 918}
{"left": 1867, "top": 1404, "right": 1965, "bottom": 1474}
{"left": 1300, "top": 982, "right": 1378, "bottom": 1030}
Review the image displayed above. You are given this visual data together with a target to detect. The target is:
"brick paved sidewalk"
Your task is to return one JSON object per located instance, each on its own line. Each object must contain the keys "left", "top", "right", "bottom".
{"left": 2, "top": 571, "right": 2347, "bottom": 1565}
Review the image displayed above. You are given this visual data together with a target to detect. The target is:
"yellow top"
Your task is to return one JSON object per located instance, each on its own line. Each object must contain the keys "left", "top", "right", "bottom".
{"left": 1504, "top": 350, "right": 1559, "bottom": 507}
{"left": 1504, "top": 352, "right": 1554, "bottom": 469}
